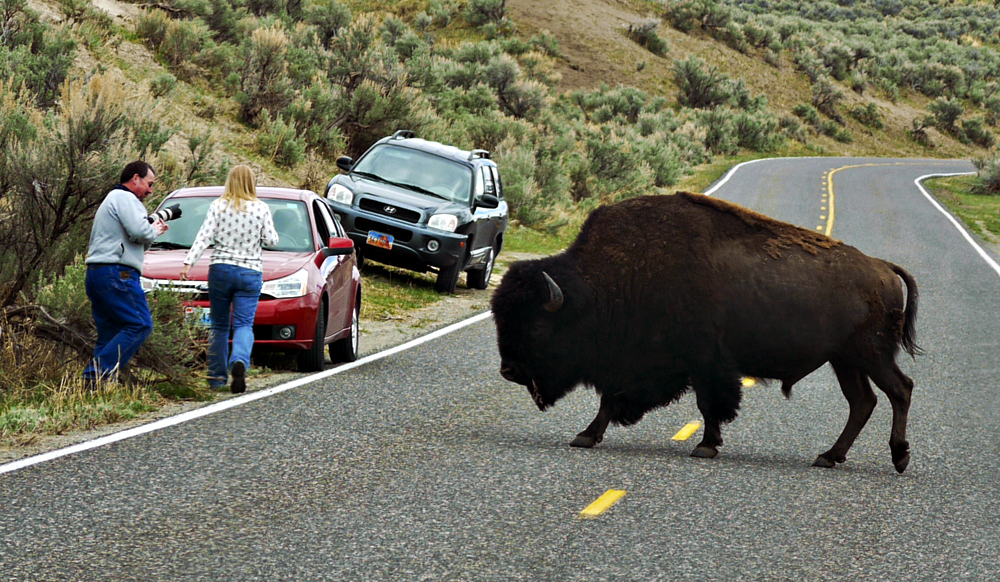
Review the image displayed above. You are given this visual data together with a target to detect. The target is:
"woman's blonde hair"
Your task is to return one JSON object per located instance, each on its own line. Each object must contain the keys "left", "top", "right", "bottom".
{"left": 221, "top": 165, "right": 257, "bottom": 212}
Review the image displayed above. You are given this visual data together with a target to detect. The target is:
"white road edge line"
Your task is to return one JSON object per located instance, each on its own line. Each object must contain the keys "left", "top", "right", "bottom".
{"left": 0, "top": 311, "right": 496, "bottom": 476}
{"left": 914, "top": 172, "right": 1000, "bottom": 280}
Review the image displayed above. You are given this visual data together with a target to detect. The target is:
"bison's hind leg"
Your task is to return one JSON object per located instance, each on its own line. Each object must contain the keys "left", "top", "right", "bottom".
{"left": 814, "top": 359, "right": 878, "bottom": 469}
{"left": 866, "top": 359, "right": 914, "bottom": 474}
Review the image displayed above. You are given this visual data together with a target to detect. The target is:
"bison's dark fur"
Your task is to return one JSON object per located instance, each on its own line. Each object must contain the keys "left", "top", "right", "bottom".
{"left": 491, "top": 192, "right": 919, "bottom": 473}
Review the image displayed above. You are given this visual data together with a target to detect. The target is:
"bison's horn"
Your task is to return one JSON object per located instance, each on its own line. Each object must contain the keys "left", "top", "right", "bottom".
{"left": 542, "top": 272, "right": 564, "bottom": 312}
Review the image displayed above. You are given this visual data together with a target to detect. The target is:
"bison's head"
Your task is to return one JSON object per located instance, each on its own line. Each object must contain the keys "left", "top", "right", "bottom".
{"left": 491, "top": 259, "right": 591, "bottom": 411}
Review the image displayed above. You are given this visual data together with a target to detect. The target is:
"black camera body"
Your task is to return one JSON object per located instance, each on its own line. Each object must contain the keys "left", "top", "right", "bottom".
{"left": 148, "top": 204, "right": 182, "bottom": 223}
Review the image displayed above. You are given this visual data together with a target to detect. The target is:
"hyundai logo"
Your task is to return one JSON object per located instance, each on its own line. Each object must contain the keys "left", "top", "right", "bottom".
{"left": 384, "top": 205, "right": 397, "bottom": 214}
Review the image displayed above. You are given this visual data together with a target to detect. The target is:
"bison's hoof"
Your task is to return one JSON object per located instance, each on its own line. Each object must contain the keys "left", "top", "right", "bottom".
{"left": 690, "top": 446, "right": 718, "bottom": 459}
{"left": 570, "top": 435, "right": 598, "bottom": 448}
{"left": 812, "top": 455, "right": 836, "bottom": 468}
{"left": 893, "top": 452, "right": 910, "bottom": 474}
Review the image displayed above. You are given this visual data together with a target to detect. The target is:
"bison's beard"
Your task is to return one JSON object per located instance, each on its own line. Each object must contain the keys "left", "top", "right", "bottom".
{"left": 529, "top": 380, "right": 549, "bottom": 411}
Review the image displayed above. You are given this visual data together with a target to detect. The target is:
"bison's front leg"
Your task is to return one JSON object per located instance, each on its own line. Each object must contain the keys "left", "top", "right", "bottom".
{"left": 691, "top": 419, "right": 723, "bottom": 458}
{"left": 570, "top": 395, "right": 611, "bottom": 448}
{"left": 690, "top": 373, "right": 741, "bottom": 459}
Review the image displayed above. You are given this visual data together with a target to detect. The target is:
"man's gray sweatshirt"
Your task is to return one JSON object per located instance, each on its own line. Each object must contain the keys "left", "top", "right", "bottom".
{"left": 85, "top": 187, "right": 157, "bottom": 272}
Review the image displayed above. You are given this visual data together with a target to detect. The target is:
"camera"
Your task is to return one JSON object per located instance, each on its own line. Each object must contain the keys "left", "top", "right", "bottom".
{"left": 148, "top": 204, "right": 182, "bottom": 223}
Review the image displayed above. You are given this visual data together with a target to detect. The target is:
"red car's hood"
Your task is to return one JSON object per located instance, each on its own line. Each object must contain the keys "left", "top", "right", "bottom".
{"left": 142, "top": 249, "right": 314, "bottom": 281}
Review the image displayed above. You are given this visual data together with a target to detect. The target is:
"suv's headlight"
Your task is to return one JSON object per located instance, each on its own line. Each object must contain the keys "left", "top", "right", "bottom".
{"left": 140, "top": 276, "right": 156, "bottom": 292}
{"left": 328, "top": 183, "right": 354, "bottom": 205}
{"left": 262, "top": 269, "right": 310, "bottom": 298}
{"left": 428, "top": 213, "right": 458, "bottom": 232}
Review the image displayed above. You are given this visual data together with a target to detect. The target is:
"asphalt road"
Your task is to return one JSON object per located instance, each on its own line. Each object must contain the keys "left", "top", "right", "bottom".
{"left": 3, "top": 158, "right": 999, "bottom": 581}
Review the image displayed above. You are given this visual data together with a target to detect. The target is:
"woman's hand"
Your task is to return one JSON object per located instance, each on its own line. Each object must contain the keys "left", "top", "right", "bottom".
{"left": 180, "top": 264, "right": 191, "bottom": 281}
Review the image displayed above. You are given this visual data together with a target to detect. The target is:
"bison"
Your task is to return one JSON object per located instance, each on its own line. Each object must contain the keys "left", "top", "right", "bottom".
{"left": 491, "top": 192, "right": 919, "bottom": 473}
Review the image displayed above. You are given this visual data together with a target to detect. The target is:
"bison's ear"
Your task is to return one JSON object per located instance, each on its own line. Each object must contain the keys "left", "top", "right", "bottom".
{"left": 542, "top": 272, "right": 564, "bottom": 312}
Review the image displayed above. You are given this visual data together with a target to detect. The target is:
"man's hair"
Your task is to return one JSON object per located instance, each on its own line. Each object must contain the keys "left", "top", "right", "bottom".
{"left": 120, "top": 160, "right": 154, "bottom": 184}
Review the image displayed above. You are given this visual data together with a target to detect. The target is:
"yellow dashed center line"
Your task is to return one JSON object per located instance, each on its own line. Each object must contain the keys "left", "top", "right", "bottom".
{"left": 580, "top": 489, "right": 626, "bottom": 519}
{"left": 671, "top": 421, "right": 702, "bottom": 441}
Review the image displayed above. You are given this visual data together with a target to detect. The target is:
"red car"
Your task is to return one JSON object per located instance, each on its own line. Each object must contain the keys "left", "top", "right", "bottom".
{"left": 141, "top": 186, "right": 362, "bottom": 371}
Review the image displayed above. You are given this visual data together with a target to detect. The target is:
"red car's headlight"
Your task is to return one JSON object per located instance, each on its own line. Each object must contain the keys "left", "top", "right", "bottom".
{"left": 262, "top": 268, "right": 310, "bottom": 298}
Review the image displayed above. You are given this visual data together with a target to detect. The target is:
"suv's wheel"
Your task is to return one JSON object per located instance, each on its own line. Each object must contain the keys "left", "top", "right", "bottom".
{"left": 434, "top": 260, "right": 461, "bottom": 294}
{"left": 297, "top": 302, "right": 327, "bottom": 372}
{"left": 355, "top": 246, "right": 366, "bottom": 270}
{"left": 466, "top": 246, "right": 495, "bottom": 290}
{"left": 330, "top": 299, "right": 359, "bottom": 363}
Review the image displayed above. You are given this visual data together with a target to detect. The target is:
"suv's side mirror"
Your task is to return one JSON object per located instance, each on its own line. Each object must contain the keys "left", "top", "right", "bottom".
{"left": 475, "top": 194, "right": 500, "bottom": 210}
{"left": 322, "top": 236, "right": 354, "bottom": 257}
{"left": 336, "top": 156, "right": 354, "bottom": 173}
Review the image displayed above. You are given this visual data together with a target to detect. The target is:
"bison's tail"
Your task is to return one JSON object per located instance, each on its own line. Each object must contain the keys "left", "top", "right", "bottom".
{"left": 889, "top": 262, "right": 923, "bottom": 358}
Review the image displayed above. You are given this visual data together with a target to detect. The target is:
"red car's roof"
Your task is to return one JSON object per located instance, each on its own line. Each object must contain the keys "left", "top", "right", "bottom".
{"left": 166, "top": 186, "right": 318, "bottom": 201}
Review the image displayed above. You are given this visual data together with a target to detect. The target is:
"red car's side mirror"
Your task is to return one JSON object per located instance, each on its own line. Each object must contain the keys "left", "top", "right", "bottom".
{"left": 322, "top": 237, "right": 354, "bottom": 257}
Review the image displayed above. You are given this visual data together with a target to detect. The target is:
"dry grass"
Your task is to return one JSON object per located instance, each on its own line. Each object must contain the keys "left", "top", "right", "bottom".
{"left": 0, "top": 314, "right": 191, "bottom": 444}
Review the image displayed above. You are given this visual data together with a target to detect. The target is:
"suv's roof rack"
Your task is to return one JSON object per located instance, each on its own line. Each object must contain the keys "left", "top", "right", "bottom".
{"left": 391, "top": 129, "right": 416, "bottom": 140}
{"left": 468, "top": 149, "right": 491, "bottom": 160}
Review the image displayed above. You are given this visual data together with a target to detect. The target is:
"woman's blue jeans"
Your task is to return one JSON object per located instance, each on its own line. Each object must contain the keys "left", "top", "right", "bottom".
{"left": 207, "top": 264, "right": 263, "bottom": 388}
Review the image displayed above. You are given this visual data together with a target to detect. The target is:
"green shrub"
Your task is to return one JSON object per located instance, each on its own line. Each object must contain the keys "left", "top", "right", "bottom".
{"left": 495, "top": 139, "right": 556, "bottom": 226}
{"left": 627, "top": 19, "right": 669, "bottom": 57}
{"left": 792, "top": 103, "right": 820, "bottom": 125}
{"left": 811, "top": 77, "right": 844, "bottom": 123}
{"left": 733, "top": 110, "right": 782, "bottom": 151}
{"left": 204, "top": 0, "right": 244, "bottom": 43}
{"left": 697, "top": 108, "right": 738, "bottom": 155}
{"left": 232, "top": 22, "right": 293, "bottom": 125}
{"left": 465, "top": 0, "right": 506, "bottom": 27}
{"left": 672, "top": 56, "right": 731, "bottom": 109}
{"left": 961, "top": 117, "right": 995, "bottom": 149}
{"left": 908, "top": 116, "right": 933, "bottom": 147}
{"left": 984, "top": 95, "right": 1000, "bottom": 127}
{"left": 580, "top": 128, "right": 655, "bottom": 202}
{"left": 849, "top": 102, "right": 884, "bottom": 130}
{"left": 255, "top": 112, "right": 305, "bottom": 168}
{"left": 529, "top": 30, "right": 560, "bottom": 58}
{"left": 0, "top": 14, "right": 75, "bottom": 108}
{"left": 635, "top": 137, "right": 685, "bottom": 187}
{"left": 149, "top": 72, "right": 178, "bottom": 98}
{"left": 161, "top": 18, "right": 212, "bottom": 66}
{"left": 743, "top": 19, "right": 776, "bottom": 49}
{"left": 971, "top": 156, "right": 1000, "bottom": 196}
{"left": 779, "top": 115, "right": 808, "bottom": 142}
{"left": 307, "top": 0, "right": 351, "bottom": 48}
{"left": 928, "top": 96, "right": 964, "bottom": 134}
{"left": 136, "top": 9, "right": 170, "bottom": 48}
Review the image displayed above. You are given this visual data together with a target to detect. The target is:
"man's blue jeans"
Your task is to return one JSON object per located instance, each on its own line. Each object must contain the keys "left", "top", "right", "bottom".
{"left": 207, "top": 263, "right": 263, "bottom": 388}
{"left": 83, "top": 264, "right": 154, "bottom": 380}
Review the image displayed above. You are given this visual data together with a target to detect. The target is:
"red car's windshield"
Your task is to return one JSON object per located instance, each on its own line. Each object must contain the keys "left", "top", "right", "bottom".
{"left": 153, "top": 197, "right": 313, "bottom": 253}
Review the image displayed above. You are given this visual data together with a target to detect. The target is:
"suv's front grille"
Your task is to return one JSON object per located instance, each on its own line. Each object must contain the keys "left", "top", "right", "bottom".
{"left": 355, "top": 217, "right": 414, "bottom": 243}
{"left": 359, "top": 198, "right": 422, "bottom": 224}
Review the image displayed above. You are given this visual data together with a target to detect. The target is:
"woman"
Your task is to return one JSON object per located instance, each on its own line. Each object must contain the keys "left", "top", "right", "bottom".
{"left": 180, "top": 165, "right": 279, "bottom": 393}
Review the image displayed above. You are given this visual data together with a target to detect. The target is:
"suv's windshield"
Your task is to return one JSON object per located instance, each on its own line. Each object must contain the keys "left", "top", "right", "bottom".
{"left": 151, "top": 197, "right": 314, "bottom": 253}
{"left": 352, "top": 144, "right": 473, "bottom": 203}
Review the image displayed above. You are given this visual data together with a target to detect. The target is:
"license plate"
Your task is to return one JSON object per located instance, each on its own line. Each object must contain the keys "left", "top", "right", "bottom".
{"left": 184, "top": 306, "right": 212, "bottom": 327}
{"left": 367, "top": 230, "right": 394, "bottom": 250}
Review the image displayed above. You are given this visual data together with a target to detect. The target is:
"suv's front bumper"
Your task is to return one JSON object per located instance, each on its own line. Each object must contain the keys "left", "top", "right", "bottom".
{"left": 330, "top": 205, "right": 467, "bottom": 273}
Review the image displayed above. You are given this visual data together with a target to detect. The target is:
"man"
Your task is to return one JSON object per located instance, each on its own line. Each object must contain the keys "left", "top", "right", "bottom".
{"left": 82, "top": 161, "right": 167, "bottom": 386}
